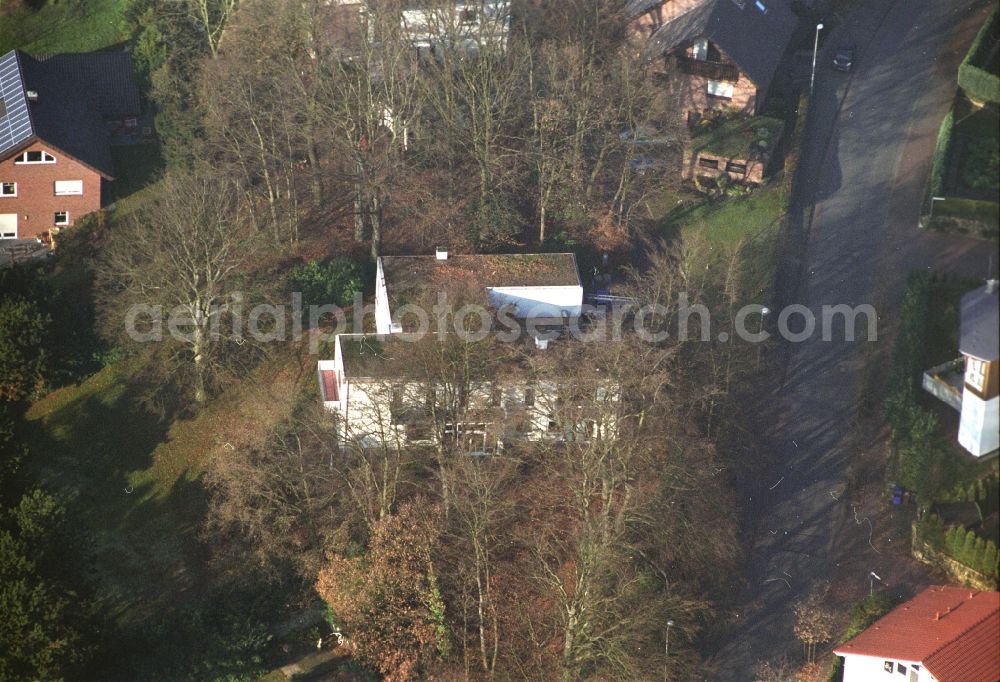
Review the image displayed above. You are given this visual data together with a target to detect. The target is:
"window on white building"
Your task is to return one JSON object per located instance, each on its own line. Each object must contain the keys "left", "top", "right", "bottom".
{"left": 54, "top": 211, "right": 69, "bottom": 226}
{"left": 15, "top": 150, "right": 56, "bottom": 164}
{"left": 0, "top": 182, "right": 15, "bottom": 197}
{"left": 707, "top": 80, "right": 735, "bottom": 99}
{"left": 54, "top": 180, "right": 83, "bottom": 196}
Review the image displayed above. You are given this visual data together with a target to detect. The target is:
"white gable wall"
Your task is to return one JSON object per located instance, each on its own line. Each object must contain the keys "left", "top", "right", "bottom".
{"left": 374, "top": 258, "right": 395, "bottom": 335}
{"left": 958, "top": 392, "right": 999, "bottom": 457}
{"left": 840, "top": 653, "right": 933, "bottom": 682}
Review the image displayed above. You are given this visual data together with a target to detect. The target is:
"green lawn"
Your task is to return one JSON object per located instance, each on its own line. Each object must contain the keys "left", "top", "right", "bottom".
{"left": 0, "top": 0, "right": 134, "bottom": 54}
{"left": 22, "top": 349, "right": 313, "bottom": 623}
{"left": 23, "top": 360, "right": 209, "bottom": 627}
{"left": 22, "top": 356, "right": 309, "bottom": 677}
{"left": 657, "top": 182, "right": 789, "bottom": 300}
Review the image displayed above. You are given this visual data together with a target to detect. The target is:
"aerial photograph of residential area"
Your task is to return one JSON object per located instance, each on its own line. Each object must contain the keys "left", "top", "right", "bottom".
{"left": 0, "top": 0, "right": 997, "bottom": 680}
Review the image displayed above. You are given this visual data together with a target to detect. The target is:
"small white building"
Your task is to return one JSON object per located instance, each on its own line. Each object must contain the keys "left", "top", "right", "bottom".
{"left": 957, "top": 281, "right": 999, "bottom": 458}
{"left": 921, "top": 280, "right": 999, "bottom": 459}
{"left": 833, "top": 586, "right": 999, "bottom": 682}
{"left": 374, "top": 250, "right": 584, "bottom": 335}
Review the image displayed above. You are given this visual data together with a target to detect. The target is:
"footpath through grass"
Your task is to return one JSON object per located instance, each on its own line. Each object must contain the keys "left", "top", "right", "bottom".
{"left": 0, "top": 0, "right": 133, "bottom": 54}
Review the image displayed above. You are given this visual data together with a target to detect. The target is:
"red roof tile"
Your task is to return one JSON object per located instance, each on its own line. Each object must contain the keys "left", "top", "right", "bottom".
{"left": 320, "top": 370, "right": 339, "bottom": 402}
{"left": 834, "top": 586, "right": 1000, "bottom": 681}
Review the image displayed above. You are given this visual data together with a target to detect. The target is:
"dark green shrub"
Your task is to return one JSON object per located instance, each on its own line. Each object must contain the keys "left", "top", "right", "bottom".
{"left": 288, "top": 257, "right": 364, "bottom": 310}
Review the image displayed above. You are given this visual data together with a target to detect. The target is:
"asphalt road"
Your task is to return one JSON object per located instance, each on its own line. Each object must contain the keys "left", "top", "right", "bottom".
{"left": 710, "top": 0, "right": 995, "bottom": 677}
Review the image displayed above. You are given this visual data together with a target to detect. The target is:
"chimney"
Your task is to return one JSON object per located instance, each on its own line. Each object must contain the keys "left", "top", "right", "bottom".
{"left": 436, "top": 247, "right": 448, "bottom": 260}
{"left": 26, "top": 90, "right": 38, "bottom": 102}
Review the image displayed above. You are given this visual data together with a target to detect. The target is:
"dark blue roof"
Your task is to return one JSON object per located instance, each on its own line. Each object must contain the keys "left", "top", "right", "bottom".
{"left": 0, "top": 49, "right": 113, "bottom": 178}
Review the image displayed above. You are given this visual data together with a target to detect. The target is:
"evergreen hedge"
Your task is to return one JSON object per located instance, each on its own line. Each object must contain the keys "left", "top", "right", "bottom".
{"left": 958, "top": 9, "right": 1000, "bottom": 104}
{"left": 928, "top": 111, "right": 955, "bottom": 199}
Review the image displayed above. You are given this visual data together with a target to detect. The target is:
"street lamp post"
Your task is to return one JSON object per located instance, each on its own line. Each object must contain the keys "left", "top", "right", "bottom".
{"left": 930, "top": 195, "right": 945, "bottom": 220}
{"left": 810, "top": 23, "right": 825, "bottom": 95}
{"left": 664, "top": 620, "right": 675, "bottom": 681}
{"left": 869, "top": 571, "right": 883, "bottom": 597}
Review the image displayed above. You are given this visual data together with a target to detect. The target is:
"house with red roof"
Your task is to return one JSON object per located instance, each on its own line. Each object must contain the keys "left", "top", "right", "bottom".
{"left": 833, "top": 586, "right": 1000, "bottom": 682}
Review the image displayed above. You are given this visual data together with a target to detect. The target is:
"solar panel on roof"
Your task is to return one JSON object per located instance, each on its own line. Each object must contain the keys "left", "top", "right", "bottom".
{"left": 0, "top": 51, "right": 35, "bottom": 160}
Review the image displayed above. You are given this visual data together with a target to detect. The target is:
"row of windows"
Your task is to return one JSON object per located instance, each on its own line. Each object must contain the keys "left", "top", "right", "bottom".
{"left": 1, "top": 180, "right": 84, "bottom": 197}
{"left": 14, "top": 150, "right": 56, "bottom": 164}
{"left": 883, "top": 661, "right": 919, "bottom": 676}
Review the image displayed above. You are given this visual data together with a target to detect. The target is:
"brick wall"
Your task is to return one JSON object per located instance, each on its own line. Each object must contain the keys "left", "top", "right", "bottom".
{"left": 678, "top": 72, "right": 758, "bottom": 118}
{"left": 0, "top": 140, "right": 104, "bottom": 240}
{"left": 681, "top": 147, "right": 766, "bottom": 184}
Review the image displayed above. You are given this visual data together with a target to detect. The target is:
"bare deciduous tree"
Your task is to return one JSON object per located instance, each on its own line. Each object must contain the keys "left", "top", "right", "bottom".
{"left": 97, "top": 168, "right": 260, "bottom": 403}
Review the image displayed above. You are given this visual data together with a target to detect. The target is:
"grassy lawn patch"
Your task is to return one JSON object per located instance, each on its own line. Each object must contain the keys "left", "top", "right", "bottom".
{"left": 23, "top": 360, "right": 208, "bottom": 626}
{"left": 21, "top": 351, "right": 315, "bottom": 677}
{"left": 657, "top": 181, "right": 789, "bottom": 300}
{"left": 0, "top": 0, "right": 134, "bottom": 54}
{"left": 22, "top": 347, "right": 314, "bottom": 624}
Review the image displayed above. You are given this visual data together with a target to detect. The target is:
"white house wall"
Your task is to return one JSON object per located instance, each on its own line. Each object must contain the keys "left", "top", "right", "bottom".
{"left": 486, "top": 286, "right": 584, "bottom": 320}
{"left": 958, "top": 393, "right": 999, "bottom": 457}
{"left": 335, "top": 376, "right": 617, "bottom": 450}
{"left": 841, "top": 654, "right": 933, "bottom": 682}
{"left": 399, "top": 2, "right": 510, "bottom": 46}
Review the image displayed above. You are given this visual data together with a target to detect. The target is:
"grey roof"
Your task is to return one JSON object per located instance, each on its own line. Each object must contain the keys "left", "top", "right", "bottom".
{"left": 0, "top": 50, "right": 113, "bottom": 178}
{"left": 35, "top": 52, "right": 141, "bottom": 120}
{"left": 960, "top": 282, "right": 999, "bottom": 361}
{"left": 382, "top": 252, "right": 582, "bottom": 308}
{"left": 0, "top": 51, "right": 34, "bottom": 161}
{"left": 625, "top": 0, "right": 664, "bottom": 19}
{"left": 647, "top": 0, "right": 798, "bottom": 100}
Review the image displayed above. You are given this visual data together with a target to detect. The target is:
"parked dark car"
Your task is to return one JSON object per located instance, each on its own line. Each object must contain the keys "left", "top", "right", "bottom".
{"left": 832, "top": 44, "right": 856, "bottom": 72}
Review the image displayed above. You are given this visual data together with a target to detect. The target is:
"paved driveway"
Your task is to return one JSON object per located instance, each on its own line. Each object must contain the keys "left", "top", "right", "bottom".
{"left": 710, "top": 0, "right": 995, "bottom": 677}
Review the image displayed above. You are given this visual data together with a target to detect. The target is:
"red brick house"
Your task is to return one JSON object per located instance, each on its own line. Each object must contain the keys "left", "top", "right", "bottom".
{"left": 0, "top": 49, "right": 139, "bottom": 242}
{"left": 628, "top": 0, "right": 798, "bottom": 121}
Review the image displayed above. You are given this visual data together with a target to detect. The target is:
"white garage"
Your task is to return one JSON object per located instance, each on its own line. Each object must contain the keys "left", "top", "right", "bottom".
{"left": 0, "top": 213, "right": 17, "bottom": 239}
